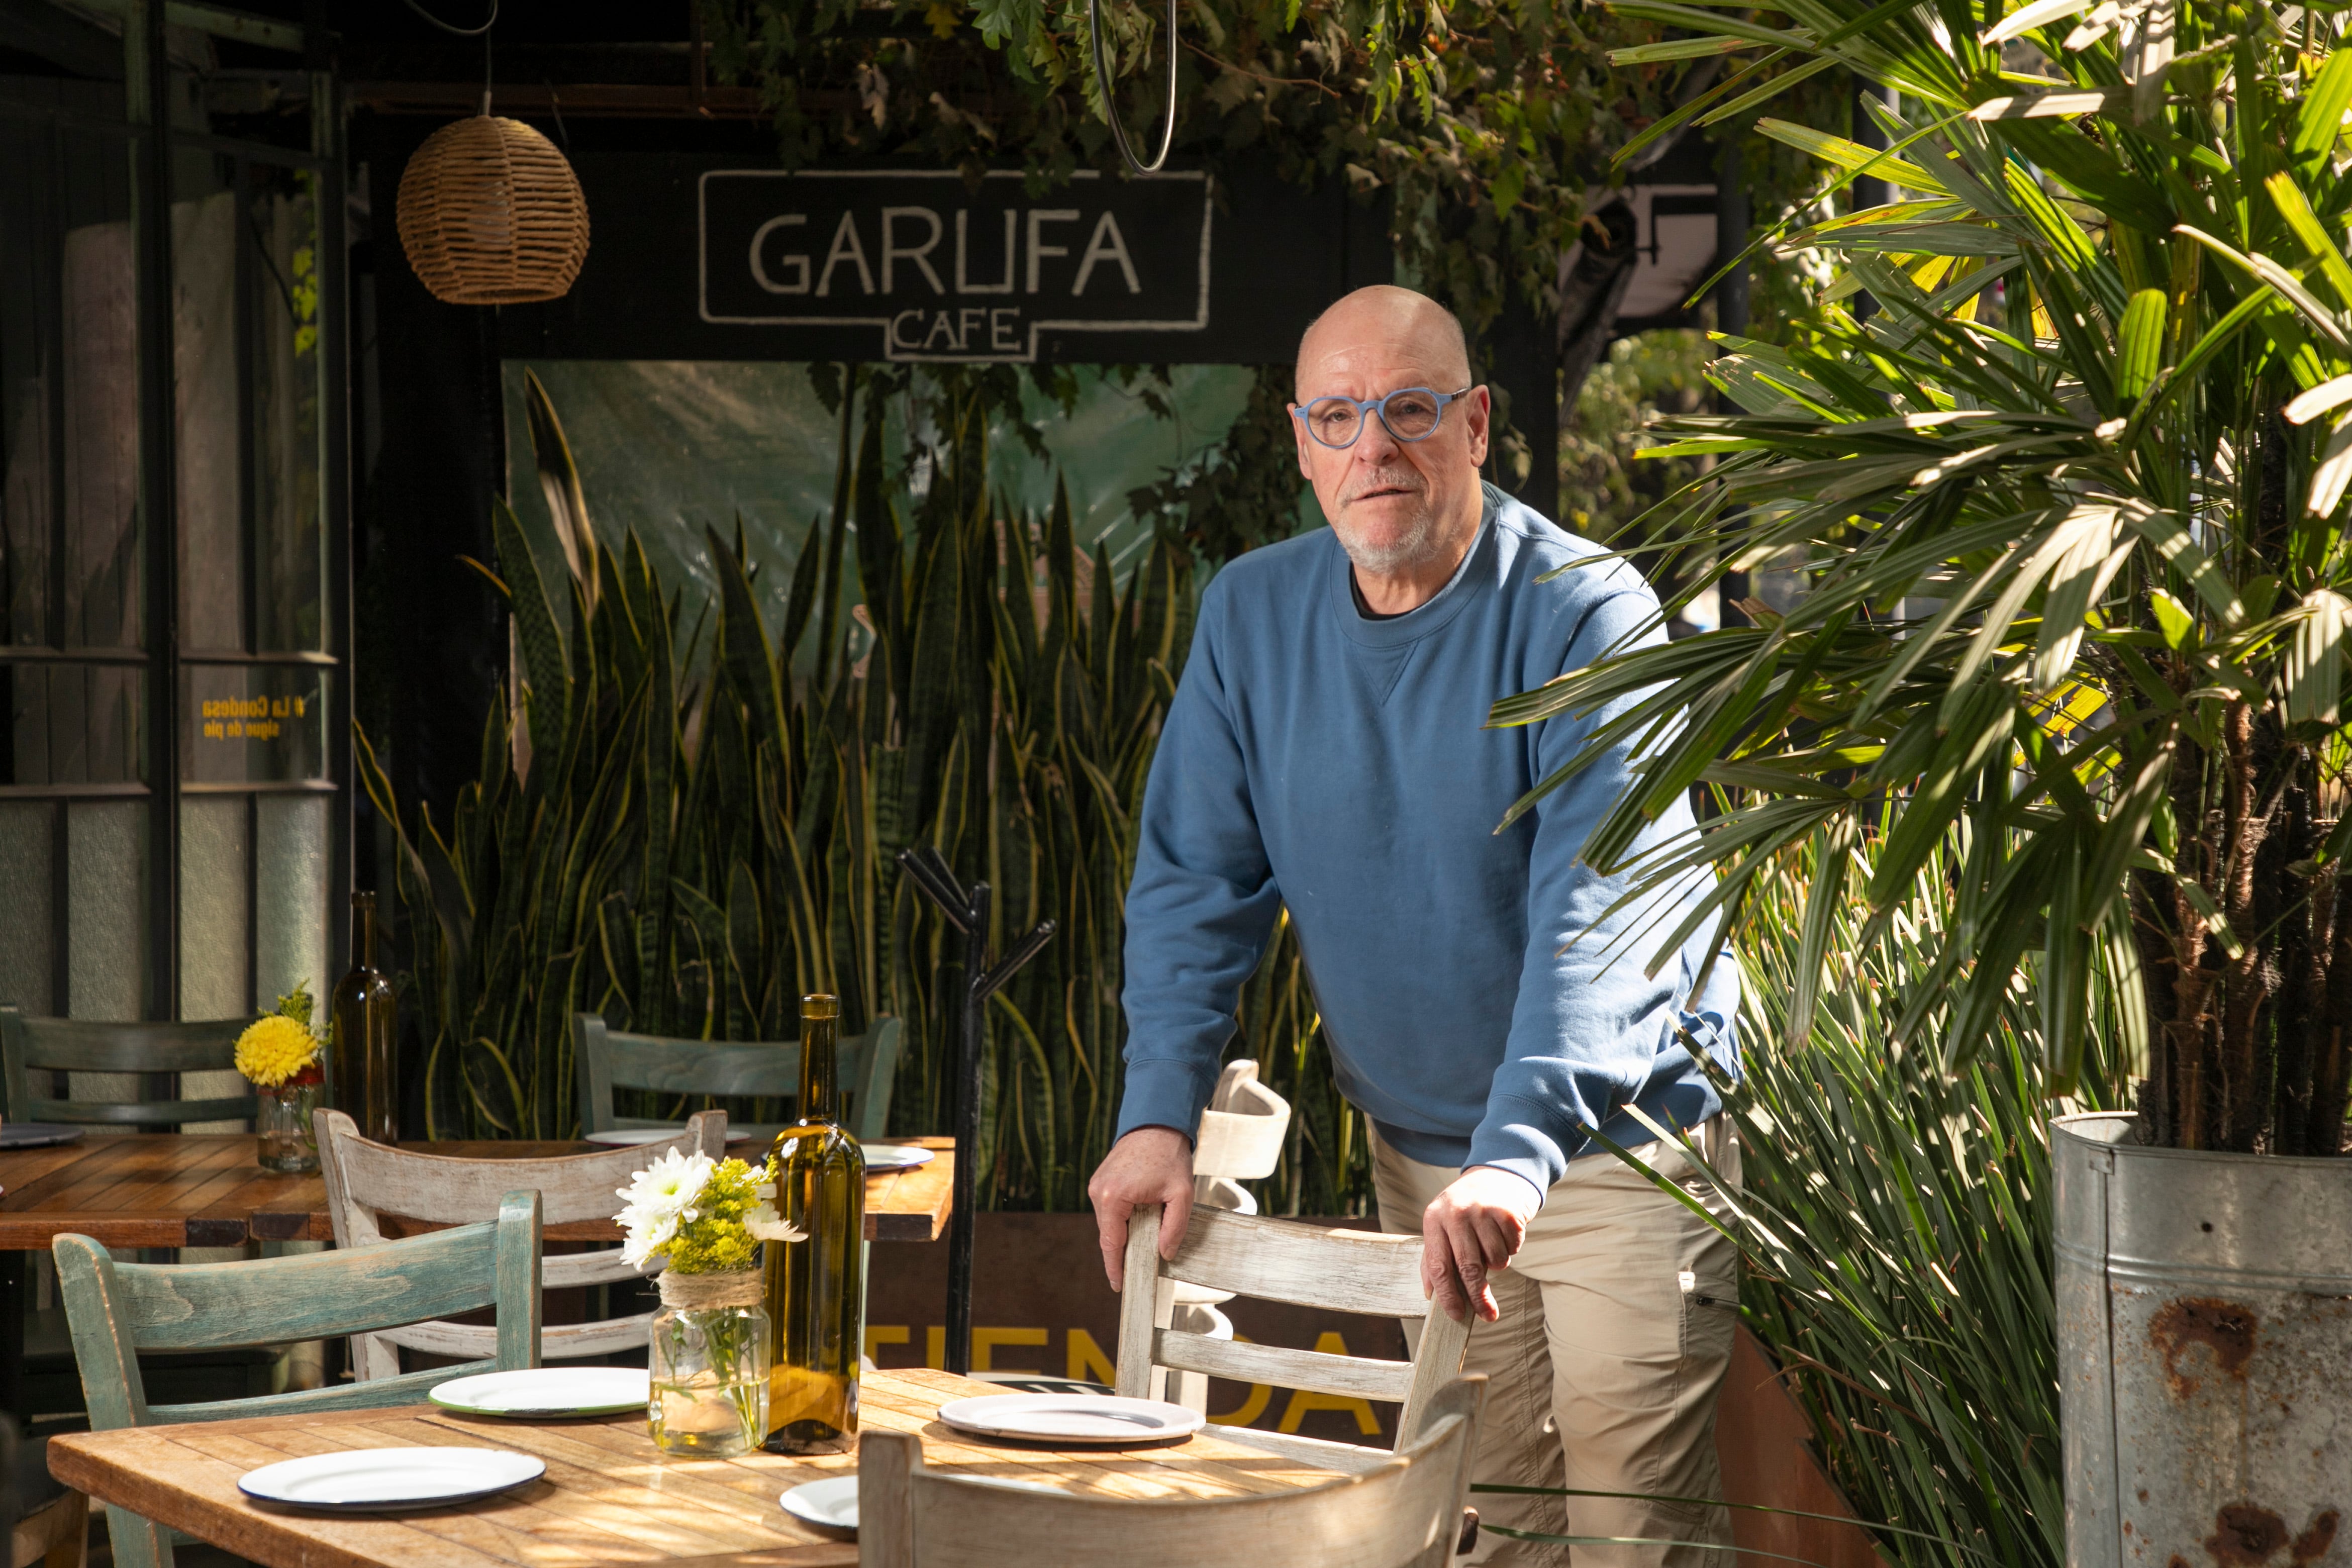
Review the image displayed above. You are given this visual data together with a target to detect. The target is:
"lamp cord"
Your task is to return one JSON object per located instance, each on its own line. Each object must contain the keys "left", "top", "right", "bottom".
{"left": 1088, "top": 0, "right": 1177, "bottom": 174}
{"left": 401, "top": 0, "right": 498, "bottom": 36}
{"left": 398, "top": 0, "right": 499, "bottom": 113}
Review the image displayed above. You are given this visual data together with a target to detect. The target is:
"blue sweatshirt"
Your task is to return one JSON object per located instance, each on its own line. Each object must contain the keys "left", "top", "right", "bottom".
{"left": 1115, "top": 484, "right": 1740, "bottom": 1199}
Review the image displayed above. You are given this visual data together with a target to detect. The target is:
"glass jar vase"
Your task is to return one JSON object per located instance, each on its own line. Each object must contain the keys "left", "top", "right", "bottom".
{"left": 255, "top": 1079, "right": 323, "bottom": 1173}
{"left": 648, "top": 1271, "right": 771, "bottom": 1458}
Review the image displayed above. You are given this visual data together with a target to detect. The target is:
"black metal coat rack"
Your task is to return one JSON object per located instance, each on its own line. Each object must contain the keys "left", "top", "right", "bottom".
{"left": 896, "top": 846, "right": 1055, "bottom": 1376}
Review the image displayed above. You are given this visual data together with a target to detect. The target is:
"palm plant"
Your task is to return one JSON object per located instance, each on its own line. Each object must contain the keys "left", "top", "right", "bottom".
{"left": 1501, "top": 0, "right": 2352, "bottom": 1152}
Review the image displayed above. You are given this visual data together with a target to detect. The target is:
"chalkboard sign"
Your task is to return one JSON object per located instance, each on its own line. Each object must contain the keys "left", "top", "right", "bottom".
{"left": 496, "top": 155, "right": 1390, "bottom": 365}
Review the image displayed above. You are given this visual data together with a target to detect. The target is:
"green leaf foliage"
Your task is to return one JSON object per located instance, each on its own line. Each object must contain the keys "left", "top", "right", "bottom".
{"left": 1503, "top": 0, "right": 2352, "bottom": 1155}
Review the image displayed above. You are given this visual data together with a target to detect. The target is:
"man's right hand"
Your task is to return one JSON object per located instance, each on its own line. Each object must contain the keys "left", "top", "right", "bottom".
{"left": 1087, "top": 1127, "right": 1195, "bottom": 1291}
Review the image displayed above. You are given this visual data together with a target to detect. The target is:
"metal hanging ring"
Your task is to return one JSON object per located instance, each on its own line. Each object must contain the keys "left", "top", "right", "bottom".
{"left": 1088, "top": 0, "right": 1178, "bottom": 174}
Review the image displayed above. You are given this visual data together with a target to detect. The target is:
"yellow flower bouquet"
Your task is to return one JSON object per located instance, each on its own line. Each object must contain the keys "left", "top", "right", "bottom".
{"left": 236, "top": 983, "right": 323, "bottom": 1172}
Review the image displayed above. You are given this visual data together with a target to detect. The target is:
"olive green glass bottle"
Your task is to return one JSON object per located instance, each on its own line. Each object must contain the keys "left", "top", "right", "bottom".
{"left": 763, "top": 993, "right": 866, "bottom": 1454}
{"left": 329, "top": 892, "right": 397, "bottom": 1143}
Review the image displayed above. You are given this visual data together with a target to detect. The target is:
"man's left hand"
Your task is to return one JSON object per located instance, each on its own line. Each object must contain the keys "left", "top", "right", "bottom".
{"left": 1423, "top": 1166, "right": 1543, "bottom": 1324}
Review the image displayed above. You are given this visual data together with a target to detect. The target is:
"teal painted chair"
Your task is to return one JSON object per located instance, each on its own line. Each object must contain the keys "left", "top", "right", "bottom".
{"left": 51, "top": 1191, "right": 544, "bottom": 1568}
{"left": 0, "top": 1011, "right": 255, "bottom": 1130}
{"left": 572, "top": 1013, "right": 903, "bottom": 1144}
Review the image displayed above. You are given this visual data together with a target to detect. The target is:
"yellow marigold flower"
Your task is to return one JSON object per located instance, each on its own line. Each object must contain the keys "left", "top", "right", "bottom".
{"left": 234, "top": 1014, "right": 319, "bottom": 1088}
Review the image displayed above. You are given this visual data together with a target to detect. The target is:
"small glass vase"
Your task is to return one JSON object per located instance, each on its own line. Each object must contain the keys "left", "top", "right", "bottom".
{"left": 648, "top": 1272, "right": 771, "bottom": 1458}
{"left": 255, "top": 1079, "right": 322, "bottom": 1173}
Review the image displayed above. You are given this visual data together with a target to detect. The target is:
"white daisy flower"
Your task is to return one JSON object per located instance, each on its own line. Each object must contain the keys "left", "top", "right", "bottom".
{"left": 745, "top": 1199, "right": 806, "bottom": 1244}
{"left": 615, "top": 1149, "right": 714, "bottom": 1220}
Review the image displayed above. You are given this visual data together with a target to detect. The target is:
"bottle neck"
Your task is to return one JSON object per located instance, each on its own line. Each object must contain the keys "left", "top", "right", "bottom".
{"left": 351, "top": 899, "right": 377, "bottom": 970}
{"left": 799, "top": 1016, "right": 840, "bottom": 1124}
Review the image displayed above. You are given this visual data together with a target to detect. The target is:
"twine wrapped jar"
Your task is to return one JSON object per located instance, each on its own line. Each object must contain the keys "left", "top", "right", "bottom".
{"left": 647, "top": 1269, "right": 770, "bottom": 1458}
{"left": 396, "top": 115, "right": 589, "bottom": 306}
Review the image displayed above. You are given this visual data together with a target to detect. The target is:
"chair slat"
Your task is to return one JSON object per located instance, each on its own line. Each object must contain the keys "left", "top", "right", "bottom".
{"left": 1163, "top": 1210, "right": 1427, "bottom": 1318}
{"left": 24, "top": 1097, "right": 257, "bottom": 1127}
{"left": 100, "top": 1215, "right": 523, "bottom": 1350}
{"left": 378, "top": 1312, "right": 649, "bottom": 1361}
{"left": 8, "top": 1018, "right": 245, "bottom": 1075}
{"left": 1152, "top": 1328, "right": 1413, "bottom": 1404}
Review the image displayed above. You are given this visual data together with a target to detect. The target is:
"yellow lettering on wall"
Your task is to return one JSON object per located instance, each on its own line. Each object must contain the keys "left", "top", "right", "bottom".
{"left": 972, "top": 1327, "right": 1047, "bottom": 1373}
{"left": 925, "top": 1325, "right": 946, "bottom": 1370}
{"left": 865, "top": 1325, "right": 910, "bottom": 1363}
{"left": 1276, "top": 1333, "right": 1382, "bottom": 1435}
{"left": 1066, "top": 1327, "right": 1117, "bottom": 1385}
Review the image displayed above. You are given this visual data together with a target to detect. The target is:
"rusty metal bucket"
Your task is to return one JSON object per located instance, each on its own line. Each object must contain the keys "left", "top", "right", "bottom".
{"left": 2054, "top": 1113, "right": 2351, "bottom": 1568}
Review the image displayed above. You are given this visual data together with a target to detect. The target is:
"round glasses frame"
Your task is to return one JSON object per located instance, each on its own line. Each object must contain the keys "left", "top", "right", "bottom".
{"left": 1290, "top": 385, "right": 1477, "bottom": 449}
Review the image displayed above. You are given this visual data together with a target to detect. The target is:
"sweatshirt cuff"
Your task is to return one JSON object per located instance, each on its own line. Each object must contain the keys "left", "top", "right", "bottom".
{"left": 1466, "top": 1097, "right": 1588, "bottom": 1196}
{"left": 1116, "top": 1057, "right": 1215, "bottom": 1146}
{"left": 1468, "top": 1158, "right": 1549, "bottom": 1209}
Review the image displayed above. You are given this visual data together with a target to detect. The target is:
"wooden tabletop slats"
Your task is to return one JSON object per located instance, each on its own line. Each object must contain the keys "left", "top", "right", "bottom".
{"left": 47, "top": 1370, "right": 1346, "bottom": 1568}
{"left": 0, "top": 1135, "right": 956, "bottom": 1250}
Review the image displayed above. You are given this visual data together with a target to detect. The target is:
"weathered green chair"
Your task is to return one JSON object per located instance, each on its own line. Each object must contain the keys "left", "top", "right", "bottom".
{"left": 51, "top": 1191, "right": 544, "bottom": 1568}
{"left": 0, "top": 1011, "right": 255, "bottom": 1130}
{"left": 572, "top": 1012, "right": 903, "bottom": 1144}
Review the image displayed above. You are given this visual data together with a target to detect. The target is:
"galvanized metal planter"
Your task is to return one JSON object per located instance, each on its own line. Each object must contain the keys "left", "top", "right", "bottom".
{"left": 2053, "top": 1113, "right": 2351, "bottom": 1568}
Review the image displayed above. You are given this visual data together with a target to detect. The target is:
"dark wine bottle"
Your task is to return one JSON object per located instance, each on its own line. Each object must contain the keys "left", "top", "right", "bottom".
{"left": 329, "top": 891, "right": 397, "bottom": 1144}
{"left": 763, "top": 992, "right": 866, "bottom": 1454}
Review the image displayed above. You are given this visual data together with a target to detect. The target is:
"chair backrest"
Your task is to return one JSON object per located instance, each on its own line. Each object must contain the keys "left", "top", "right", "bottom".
{"left": 572, "top": 1012, "right": 903, "bottom": 1143}
{"left": 856, "top": 1374, "right": 1486, "bottom": 1568}
{"left": 315, "top": 1107, "right": 723, "bottom": 1289}
{"left": 0, "top": 1010, "right": 255, "bottom": 1129}
{"left": 314, "top": 1109, "right": 716, "bottom": 1379}
{"left": 1115, "top": 1203, "right": 1471, "bottom": 1452}
{"left": 53, "top": 1191, "right": 542, "bottom": 1431}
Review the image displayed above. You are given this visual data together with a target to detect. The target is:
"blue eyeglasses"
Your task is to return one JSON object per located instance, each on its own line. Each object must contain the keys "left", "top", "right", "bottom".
{"left": 1291, "top": 385, "right": 1476, "bottom": 449}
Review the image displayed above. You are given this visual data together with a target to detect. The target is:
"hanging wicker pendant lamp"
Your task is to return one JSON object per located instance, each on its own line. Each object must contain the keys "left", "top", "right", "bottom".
{"left": 397, "top": 114, "right": 590, "bottom": 305}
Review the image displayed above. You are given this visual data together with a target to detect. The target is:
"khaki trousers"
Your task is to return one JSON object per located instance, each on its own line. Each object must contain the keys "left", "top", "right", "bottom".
{"left": 1373, "top": 1125, "right": 1742, "bottom": 1568}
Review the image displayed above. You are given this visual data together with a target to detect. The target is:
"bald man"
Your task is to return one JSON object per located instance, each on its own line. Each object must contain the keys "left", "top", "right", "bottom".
{"left": 1088, "top": 285, "right": 1743, "bottom": 1567}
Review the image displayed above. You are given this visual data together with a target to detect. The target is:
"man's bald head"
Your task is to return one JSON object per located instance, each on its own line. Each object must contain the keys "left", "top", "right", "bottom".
{"left": 1295, "top": 285, "right": 1472, "bottom": 401}
{"left": 1287, "top": 284, "right": 1490, "bottom": 605}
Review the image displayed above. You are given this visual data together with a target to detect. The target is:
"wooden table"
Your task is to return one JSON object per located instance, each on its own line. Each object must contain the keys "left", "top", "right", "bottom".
{"left": 46, "top": 1369, "right": 1343, "bottom": 1568}
{"left": 0, "top": 1134, "right": 957, "bottom": 1250}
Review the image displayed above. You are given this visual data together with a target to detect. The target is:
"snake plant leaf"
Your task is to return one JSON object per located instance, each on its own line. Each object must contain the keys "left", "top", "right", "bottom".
{"left": 522, "top": 367, "right": 600, "bottom": 616}
{"left": 493, "top": 497, "right": 571, "bottom": 767}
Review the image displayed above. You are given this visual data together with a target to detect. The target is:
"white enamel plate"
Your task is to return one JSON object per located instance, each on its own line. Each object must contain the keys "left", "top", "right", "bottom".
{"left": 861, "top": 1143, "right": 935, "bottom": 1173}
{"left": 780, "top": 1477, "right": 860, "bottom": 1539}
{"left": 934, "top": 1394, "right": 1205, "bottom": 1446}
{"left": 582, "top": 1127, "right": 754, "bottom": 1146}
{"left": 238, "top": 1447, "right": 545, "bottom": 1511}
{"left": 429, "top": 1366, "right": 651, "bottom": 1418}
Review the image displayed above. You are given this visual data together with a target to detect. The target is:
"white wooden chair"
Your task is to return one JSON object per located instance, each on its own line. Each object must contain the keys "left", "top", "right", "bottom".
{"left": 1116, "top": 1202, "right": 1472, "bottom": 1474}
{"left": 10, "top": 1488, "right": 86, "bottom": 1568}
{"left": 1166, "top": 1059, "right": 1291, "bottom": 1414}
{"left": 315, "top": 1108, "right": 726, "bottom": 1380}
{"left": 857, "top": 1374, "right": 1486, "bottom": 1568}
